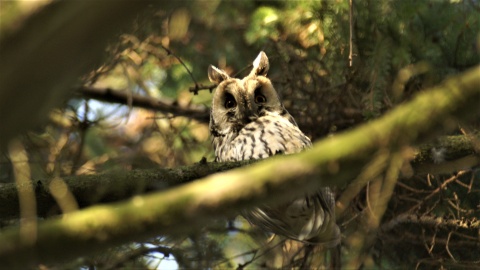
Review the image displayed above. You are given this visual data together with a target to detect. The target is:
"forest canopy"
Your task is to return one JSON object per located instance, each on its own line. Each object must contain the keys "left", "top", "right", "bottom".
{"left": 0, "top": 1, "right": 479, "bottom": 269}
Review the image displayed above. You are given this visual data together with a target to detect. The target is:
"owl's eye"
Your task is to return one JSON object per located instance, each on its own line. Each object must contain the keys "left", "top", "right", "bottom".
{"left": 224, "top": 94, "right": 237, "bottom": 109}
{"left": 255, "top": 94, "right": 266, "bottom": 104}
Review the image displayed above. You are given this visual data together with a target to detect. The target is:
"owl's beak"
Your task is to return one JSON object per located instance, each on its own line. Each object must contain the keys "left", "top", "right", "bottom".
{"left": 238, "top": 105, "right": 258, "bottom": 125}
{"left": 235, "top": 94, "right": 260, "bottom": 125}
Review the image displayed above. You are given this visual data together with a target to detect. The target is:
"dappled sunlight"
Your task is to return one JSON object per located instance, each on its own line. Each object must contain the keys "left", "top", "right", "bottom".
{"left": 61, "top": 206, "right": 123, "bottom": 241}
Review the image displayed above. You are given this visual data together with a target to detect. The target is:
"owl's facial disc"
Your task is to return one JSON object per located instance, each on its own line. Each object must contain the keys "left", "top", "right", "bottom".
{"left": 218, "top": 90, "right": 258, "bottom": 133}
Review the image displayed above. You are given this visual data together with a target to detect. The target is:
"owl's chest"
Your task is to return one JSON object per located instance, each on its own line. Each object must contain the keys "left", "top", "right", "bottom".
{"left": 213, "top": 116, "right": 311, "bottom": 162}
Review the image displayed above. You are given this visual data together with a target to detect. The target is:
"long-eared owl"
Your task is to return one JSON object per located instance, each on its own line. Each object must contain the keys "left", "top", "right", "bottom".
{"left": 208, "top": 52, "right": 340, "bottom": 246}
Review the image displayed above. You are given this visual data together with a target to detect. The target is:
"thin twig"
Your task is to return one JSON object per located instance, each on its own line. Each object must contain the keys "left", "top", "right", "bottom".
{"left": 407, "top": 171, "right": 468, "bottom": 212}
{"left": 445, "top": 231, "right": 457, "bottom": 262}
{"left": 159, "top": 43, "right": 216, "bottom": 96}
{"left": 188, "top": 83, "right": 217, "bottom": 94}
{"left": 160, "top": 45, "right": 199, "bottom": 90}
{"left": 232, "top": 63, "right": 253, "bottom": 78}
{"left": 396, "top": 181, "right": 430, "bottom": 193}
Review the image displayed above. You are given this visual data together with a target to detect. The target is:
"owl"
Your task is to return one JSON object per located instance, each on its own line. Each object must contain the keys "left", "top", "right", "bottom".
{"left": 208, "top": 52, "right": 340, "bottom": 246}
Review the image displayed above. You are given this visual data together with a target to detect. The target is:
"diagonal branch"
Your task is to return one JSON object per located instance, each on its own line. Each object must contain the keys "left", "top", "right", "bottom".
{"left": 0, "top": 133, "right": 477, "bottom": 222}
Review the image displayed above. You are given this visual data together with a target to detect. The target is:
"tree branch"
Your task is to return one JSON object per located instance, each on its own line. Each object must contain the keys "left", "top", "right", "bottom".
{"left": 412, "top": 132, "right": 480, "bottom": 174}
{"left": 0, "top": 66, "right": 479, "bottom": 267}
{"left": 189, "top": 83, "right": 217, "bottom": 95}
{"left": 0, "top": 131, "right": 477, "bottom": 222}
{"left": 381, "top": 213, "right": 480, "bottom": 232}
{"left": 78, "top": 86, "right": 209, "bottom": 122}
{"left": 0, "top": 161, "right": 252, "bottom": 221}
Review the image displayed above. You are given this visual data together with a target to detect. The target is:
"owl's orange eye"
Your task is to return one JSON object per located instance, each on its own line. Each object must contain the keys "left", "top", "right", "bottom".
{"left": 255, "top": 94, "right": 266, "bottom": 104}
{"left": 224, "top": 95, "right": 236, "bottom": 109}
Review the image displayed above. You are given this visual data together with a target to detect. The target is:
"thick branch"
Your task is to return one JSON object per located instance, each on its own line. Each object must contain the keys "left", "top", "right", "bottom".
{"left": 0, "top": 132, "right": 477, "bottom": 222}
{"left": 412, "top": 133, "right": 480, "bottom": 174}
{"left": 78, "top": 86, "right": 210, "bottom": 122}
{"left": 0, "top": 66, "right": 478, "bottom": 267}
{"left": 0, "top": 161, "right": 251, "bottom": 221}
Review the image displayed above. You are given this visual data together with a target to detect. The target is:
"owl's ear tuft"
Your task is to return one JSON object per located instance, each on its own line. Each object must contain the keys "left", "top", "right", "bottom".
{"left": 252, "top": 51, "right": 269, "bottom": 76}
{"left": 208, "top": 65, "right": 230, "bottom": 84}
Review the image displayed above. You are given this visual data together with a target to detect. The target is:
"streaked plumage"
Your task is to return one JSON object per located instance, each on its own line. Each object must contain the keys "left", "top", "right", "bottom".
{"left": 208, "top": 52, "right": 340, "bottom": 246}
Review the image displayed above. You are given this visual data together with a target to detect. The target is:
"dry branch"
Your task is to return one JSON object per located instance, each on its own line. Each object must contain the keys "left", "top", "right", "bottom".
{"left": 78, "top": 86, "right": 209, "bottom": 122}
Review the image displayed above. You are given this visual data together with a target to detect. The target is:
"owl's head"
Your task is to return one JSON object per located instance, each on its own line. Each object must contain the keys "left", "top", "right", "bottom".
{"left": 208, "top": 51, "right": 285, "bottom": 134}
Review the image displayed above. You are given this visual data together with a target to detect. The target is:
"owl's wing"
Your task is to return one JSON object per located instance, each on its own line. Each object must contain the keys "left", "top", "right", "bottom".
{"left": 243, "top": 187, "right": 340, "bottom": 247}
{"left": 287, "top": 188, "right": 340, "bottom": 246}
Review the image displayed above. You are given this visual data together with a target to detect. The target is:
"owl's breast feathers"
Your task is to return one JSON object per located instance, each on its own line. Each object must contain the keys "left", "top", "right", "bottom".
{"left": 213, "top": 112, "right": 311, "bottom": 162}
{"left": 212, "top": 111, "right": 340, "bottom": 246}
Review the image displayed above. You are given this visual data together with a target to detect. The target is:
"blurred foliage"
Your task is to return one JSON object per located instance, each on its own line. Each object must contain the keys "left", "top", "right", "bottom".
{"left": 1, "top": 0, "right": 479, "bottom": 269}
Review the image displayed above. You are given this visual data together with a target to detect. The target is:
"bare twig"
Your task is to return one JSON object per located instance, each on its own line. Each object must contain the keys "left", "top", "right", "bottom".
{"left": 158, "top": 44, "right": 217, "bottom": 96}
{"left": 445, "top": 231, "right": 457, "bottom": 262}
{"left": 188, "top": 83, "right": 217, "bottom": 94}
{"left": 160, "top": 45, "right": 199, "bottom": 89}
{"left": 422, "top": 228, "right": 436, "bottom": 255}
{"left": 396, "top": 181, "right": 430, "bottom": 194}
{"left": 454, "top": 171, "right": 475, "bottom": 192}
{"left": 407, "top": 171, "right": 469, "bottom": 212}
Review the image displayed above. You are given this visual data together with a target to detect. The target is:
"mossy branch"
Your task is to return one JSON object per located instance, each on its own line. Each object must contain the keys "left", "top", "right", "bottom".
{"left": 0, "top": 131, "right": 478, "bottom": 222}
{"left": 0, "top": 161, "right": 252, "bottom": 221}
{"left": 0, "top": 66, "right": 478, "bottom": 267}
